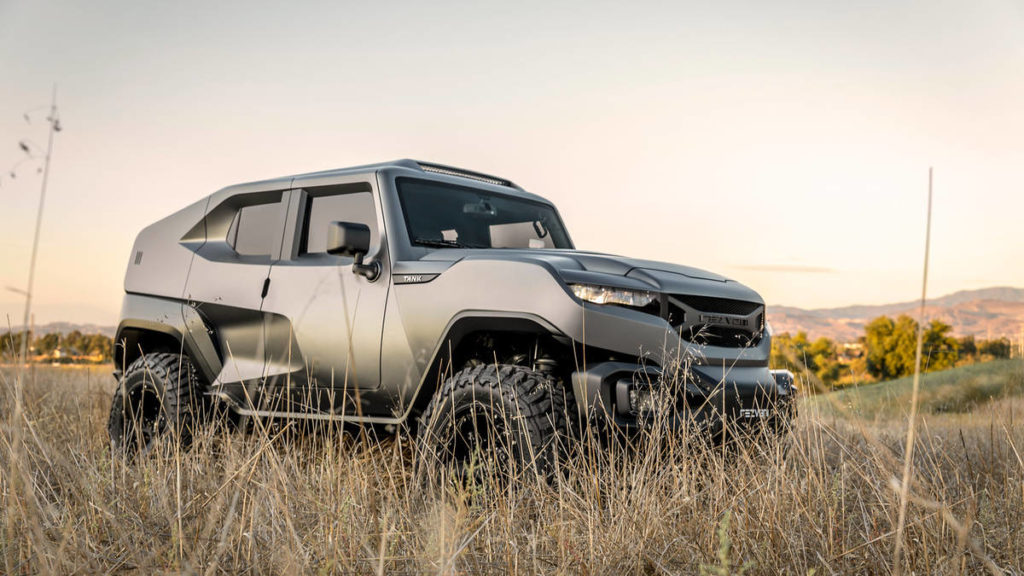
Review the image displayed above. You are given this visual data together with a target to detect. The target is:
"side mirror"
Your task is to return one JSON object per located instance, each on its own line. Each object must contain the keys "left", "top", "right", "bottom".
{"left": 326, "top": 222, "right": 380, "bottom": 281}
{"left": 326, "top": 221, "right": 370, "bottom": 257}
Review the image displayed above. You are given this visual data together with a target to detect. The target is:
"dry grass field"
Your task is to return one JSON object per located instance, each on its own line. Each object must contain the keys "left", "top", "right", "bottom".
{"left": 2, "top": 361, "right": 1023, "bottom": 574}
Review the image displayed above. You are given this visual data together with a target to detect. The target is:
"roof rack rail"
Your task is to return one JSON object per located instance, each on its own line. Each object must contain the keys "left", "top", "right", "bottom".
{"left": 416, "top": 161, "right": 520, "bottom": 189}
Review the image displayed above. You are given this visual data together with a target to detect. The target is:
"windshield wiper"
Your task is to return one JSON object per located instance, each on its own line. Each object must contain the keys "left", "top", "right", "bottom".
{"left": 413, "top": 237, "right": 482, "bottom": 249}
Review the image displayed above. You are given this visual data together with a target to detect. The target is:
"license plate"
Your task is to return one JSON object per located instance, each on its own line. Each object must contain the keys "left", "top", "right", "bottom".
{"left": 739, "top": 408, "right": 770, "bottom": 419}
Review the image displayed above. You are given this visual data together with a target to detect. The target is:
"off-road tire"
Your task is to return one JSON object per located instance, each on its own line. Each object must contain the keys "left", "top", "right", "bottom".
{"left": 108, "top": 352, "right": 207, "bottom": 457}
{"left": 417, "top": 364, "right": 570, "bottom": 480}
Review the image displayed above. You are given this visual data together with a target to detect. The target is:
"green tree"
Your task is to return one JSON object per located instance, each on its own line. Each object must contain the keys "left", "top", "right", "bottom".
{"left": 1, "top": 331, "right": 28, "bottom": 360}
{"left": 922, "top": 320, "right": 958, "bottom": 371}
{"left": 769, "top": 332, "right": 794, "bottom": 370}
{"left": 864, "top": 316, "right": 897, "bottom": 379}
{"left": 35, "top": 333, "right": 60, "bottom": 356}
{"left": 770, "top": 331, "right": 811, "bottom": 372}
{"left": 957, "top": 335, "right": 977, "bottom": 359}
{"left": 887, "top": 315, "right": 920, "bottom": 377}
{"left": 770, "top": 330, "right": 842, "bottom": 389}
{"left": 808, "top": 336, "right": 841, "bottom": 383}
{"left": 65, "top": 330, "right": 85, "bottom": 354}
{"left": 86, "top": 333, "right": 113, "bottom": 358}
{"left": 979, "top": 337, "right": 1012, "bottom": 359}
{"left": 863, "top": 315, "right": 958, "bottom": 379}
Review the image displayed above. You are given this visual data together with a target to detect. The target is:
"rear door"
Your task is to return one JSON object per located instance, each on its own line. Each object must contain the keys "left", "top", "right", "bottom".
{"left": 183, "top": 189, "right": 291, "bottom": 388}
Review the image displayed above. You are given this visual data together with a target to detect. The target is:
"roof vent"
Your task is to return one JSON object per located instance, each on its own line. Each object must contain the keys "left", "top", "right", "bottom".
{"left": 416, "top": 161, "right": 516, "bottom": 188}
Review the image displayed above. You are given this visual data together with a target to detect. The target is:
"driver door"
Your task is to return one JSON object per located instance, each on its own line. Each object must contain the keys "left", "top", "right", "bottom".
{"left": 259, "top": 181, "right": 389, "bottom": 416}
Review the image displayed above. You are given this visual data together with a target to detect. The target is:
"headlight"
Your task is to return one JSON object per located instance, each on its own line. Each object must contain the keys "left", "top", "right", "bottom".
{"left": 570, "top": 284, "right": 657, "bottom": 308}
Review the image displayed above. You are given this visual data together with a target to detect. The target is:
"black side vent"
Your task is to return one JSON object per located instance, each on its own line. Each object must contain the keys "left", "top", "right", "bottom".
{"left": 134, "top": 250, "right": 144, "bottom": 265}
{"left": 417, "top": 161, "right": 516, "bottom": 188}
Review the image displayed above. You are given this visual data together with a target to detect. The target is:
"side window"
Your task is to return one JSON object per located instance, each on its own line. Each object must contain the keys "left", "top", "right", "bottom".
{"left": 301, "top": 191, "right": 377, "bottom": 255}
{"left": 227, "top": 201, "right": 281, "bottom": 257}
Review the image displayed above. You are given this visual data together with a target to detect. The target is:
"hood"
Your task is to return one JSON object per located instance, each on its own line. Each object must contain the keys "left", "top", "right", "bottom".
{"left": 419, "top": 249, "right": 763, "bottom": 303}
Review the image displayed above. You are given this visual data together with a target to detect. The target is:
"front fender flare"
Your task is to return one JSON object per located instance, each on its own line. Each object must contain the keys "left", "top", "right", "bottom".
{"left": 405, "top": 311, "right": 567, "bottom": 417}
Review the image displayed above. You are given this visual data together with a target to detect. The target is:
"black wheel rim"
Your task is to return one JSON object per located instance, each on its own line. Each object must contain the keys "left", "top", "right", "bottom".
{"left": 446, "top": 400, "right": 516, "bottom": 482}
{"left": 121, "top": 382, "right": 164, "bottom": 456}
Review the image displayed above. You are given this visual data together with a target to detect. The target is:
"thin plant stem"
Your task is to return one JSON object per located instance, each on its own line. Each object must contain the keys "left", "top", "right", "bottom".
{"left": 19, "top": 84, "right": 58, "bottom": 366}
{"left": 893, "top": 166, "right": 933, "bottom": 573}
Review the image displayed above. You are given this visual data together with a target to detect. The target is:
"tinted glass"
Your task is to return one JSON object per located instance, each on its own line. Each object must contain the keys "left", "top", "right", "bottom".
{"left": 229, "top": 201, "right": 281, "bottom": 256}
{"left": 397, "top": 179, "right": 571, "bottom": 249}
{"left": 303, "top": 191, "right": 377, "bottom": 254}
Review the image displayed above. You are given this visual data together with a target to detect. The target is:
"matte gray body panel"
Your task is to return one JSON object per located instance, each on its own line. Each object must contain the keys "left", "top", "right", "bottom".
{"left": 124, "top": 196, "right": 209, "bottom": 299}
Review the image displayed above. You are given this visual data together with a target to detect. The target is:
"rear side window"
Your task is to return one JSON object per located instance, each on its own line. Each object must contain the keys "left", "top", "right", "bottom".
{"left": 227, "top": 201, "right": 281, "bottom": 256}
{"left": 301, "top": 190, "right": 377, "bottom": 255}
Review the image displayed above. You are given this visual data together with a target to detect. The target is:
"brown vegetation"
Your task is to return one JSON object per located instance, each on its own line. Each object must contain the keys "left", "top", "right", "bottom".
{"left": 2, "top": 364, "right": 1022, "bottom": 574}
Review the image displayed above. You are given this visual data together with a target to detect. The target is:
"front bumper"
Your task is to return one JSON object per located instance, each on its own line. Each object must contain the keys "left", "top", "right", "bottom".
{"left": 570, "top": 361, "right": 797, "bottom": 438}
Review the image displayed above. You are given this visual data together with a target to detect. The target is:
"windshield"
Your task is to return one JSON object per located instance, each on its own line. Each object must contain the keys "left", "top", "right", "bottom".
{"left": 397, "top": 178, "right": 572, "bottom": 250}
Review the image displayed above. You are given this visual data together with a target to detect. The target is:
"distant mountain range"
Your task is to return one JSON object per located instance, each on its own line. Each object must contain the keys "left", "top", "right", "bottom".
{"left": 768, "top": 287, "right": 1024, "bottom": 343}
{"left": 5, "top": 322, "right": 116, "bottom": 338}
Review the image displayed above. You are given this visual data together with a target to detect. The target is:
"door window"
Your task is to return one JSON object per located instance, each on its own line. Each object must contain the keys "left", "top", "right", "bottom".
{"left": 301, "top": 191, "right": 377, "bottom": 255}
{"left": 227, "top": 201, "right": 282, "bottom": 257}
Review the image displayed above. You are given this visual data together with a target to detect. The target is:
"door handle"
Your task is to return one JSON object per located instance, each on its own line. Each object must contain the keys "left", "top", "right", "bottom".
{"left": 261, "top": 278, "right": 271, "bottom": 298}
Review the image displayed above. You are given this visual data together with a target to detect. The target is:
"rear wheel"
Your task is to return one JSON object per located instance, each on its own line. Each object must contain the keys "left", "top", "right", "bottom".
{"left": 108, "top": 352, "right": 207, "bottom": 458}
{"left": 417, "top": 364, "right": 570, "bottom": 481}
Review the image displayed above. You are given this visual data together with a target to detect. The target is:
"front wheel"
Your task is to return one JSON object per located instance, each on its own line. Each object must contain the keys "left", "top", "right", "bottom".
{"left": 417, "top": 364, "right": 570, "bottom": 480}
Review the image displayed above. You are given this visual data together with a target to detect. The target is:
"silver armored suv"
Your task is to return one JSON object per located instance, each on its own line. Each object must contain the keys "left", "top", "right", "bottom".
{"left": 109, "top": 160, "right": 795, "bottom": 468}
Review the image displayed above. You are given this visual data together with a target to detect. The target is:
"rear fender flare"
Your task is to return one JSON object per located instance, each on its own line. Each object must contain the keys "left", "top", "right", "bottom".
{"left": 114, "top": 294, "right": 222, "bottom": 384}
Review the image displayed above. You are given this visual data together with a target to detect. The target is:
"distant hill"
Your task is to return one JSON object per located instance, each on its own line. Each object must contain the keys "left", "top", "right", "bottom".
{"left": 4, "top": 322, "right": 116, "bottom": 338}
{"left": 769, "top": 287, "right": 1024, "bottom": 343}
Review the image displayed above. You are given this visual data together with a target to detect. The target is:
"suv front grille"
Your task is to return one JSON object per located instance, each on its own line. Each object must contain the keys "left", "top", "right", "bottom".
{"left": 671, "top": 295, "right": 761, "bottom": 316}
{"left": 665, "top": 295, "right": 764, "bottom": 349}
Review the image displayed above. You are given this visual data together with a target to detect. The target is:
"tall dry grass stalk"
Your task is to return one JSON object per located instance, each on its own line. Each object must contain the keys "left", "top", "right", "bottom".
{"left": 1, "top": 363, "right": 1021, "bottom": 574}
{"left": 894, "top": 166, "right": 934, "bottom": 573}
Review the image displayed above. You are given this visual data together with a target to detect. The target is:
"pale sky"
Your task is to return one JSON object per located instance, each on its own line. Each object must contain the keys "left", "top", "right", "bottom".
{"left": 1, "top": 0, "right": 1022, "bottom": 326}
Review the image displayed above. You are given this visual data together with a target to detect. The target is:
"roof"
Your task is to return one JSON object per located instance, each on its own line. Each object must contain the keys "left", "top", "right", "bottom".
{"left": 203, "top": 159, "right": 553, "bottom": 211}
{"left": 229, "top": 159, "right": 522, "bottom": 193}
